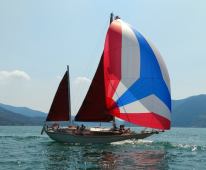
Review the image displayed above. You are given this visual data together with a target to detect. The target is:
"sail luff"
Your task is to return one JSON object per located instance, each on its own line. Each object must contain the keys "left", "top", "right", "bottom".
{"left": 110, "top": 12, "right": 116, "bottom": 124}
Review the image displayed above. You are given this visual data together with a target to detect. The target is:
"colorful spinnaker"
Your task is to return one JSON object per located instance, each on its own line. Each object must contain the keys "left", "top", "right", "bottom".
{"left": 103, "top": 19, "right": 171, "bottom": 130}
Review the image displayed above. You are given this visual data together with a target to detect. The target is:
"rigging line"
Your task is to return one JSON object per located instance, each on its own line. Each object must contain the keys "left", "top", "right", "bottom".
{"left": 73, "top": 16, "right": 110, "bottom": 113}
{"left": 105, "top": 72, "right": 131, "bottom": 123}
{"left": 86, "top": 15, "right": 112, "bottom": 76}
{"left": 72, "top": 16, "right": 110, "bottom": 103}
{"left": 74, "top": 43, "right": 105, "bottom": 113}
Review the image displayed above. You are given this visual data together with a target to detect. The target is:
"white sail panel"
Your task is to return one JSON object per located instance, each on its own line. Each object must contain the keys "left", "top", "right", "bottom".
{"left": 112, "top": 20, "right": 140, "bottom": 101}
{"left": 118, "top": 95, "right": 171, "bottom": 120}
{"left": 120, "top": 19, "right": 140, "bottom": 81}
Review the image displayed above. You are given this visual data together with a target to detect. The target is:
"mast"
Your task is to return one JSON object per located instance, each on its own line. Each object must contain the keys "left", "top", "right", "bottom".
{"left": 110, "top": 12, "right": 114, "bottom": 24}
{"left": 67, "top": 65, "right": 72, "bottom": 126}
{"left": 110, "top": 12, "right": 116, "bottom": 123}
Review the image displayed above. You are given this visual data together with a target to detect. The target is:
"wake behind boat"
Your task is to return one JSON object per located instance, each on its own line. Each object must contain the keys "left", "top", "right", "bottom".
{"left": 42, "top": 13, "right": 171, "bottom": 144}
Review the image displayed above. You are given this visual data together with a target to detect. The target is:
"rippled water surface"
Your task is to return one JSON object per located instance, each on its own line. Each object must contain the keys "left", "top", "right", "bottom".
{"left": 0, "top": 126, "right": 206, "bottom": 169}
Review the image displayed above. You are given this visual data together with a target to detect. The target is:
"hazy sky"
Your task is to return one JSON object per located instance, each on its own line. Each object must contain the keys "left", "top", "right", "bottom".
{"left": 0, "top": 0, "right": 206, "bottom": 114}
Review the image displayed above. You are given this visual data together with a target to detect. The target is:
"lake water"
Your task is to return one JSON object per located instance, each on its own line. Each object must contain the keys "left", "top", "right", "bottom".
{"left": 0, "top": 126, "right": 206, "bottom": 169}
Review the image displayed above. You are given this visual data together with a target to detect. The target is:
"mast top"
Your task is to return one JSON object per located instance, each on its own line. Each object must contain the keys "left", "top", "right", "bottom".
{"left": 110, "top": 12, "right": 121, "bottom": 24}
{"left": 110, "top": 12, "right": 114, "bottom": 24}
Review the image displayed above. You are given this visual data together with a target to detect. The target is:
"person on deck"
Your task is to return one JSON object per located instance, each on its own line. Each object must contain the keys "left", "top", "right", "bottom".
{"left": 125, "top": 127, "right": 131, "bottom": 133}
{"left": 74, "top": 126, "right": 80, "bottom": 135}
{"left": 119, "top": 125, "right": 125, "bottom": 133}
{"left": 80, "top": 124, "right": 86, "bottom": 131}
{"left": 119, "top": 125, "right": 131, "bottom": 133}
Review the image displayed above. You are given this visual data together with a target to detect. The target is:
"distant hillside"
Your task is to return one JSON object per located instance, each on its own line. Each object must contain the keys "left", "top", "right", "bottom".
{"left": 172, "top": 98, "right": 189, "bottom": 110}
{"left": 0, "top": 106, "right": 45, "bottom": 126}
{"left": 171, "top": 94, "right": 206, "bottom": 127}
{"left": 124, "top": 95, "right": 206, "bottom": 128}
{"left": 0, "top": 103, "right": 47, "bottom": 117}
{"left": 122, "top": 99, "right": 185, "bottom": 127}
{"left": 1, "top": 94, "right": 206, "bottom": 127}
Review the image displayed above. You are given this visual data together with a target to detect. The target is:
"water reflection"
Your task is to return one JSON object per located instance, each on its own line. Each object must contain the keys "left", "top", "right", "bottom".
{"left": 98, "top": 150, "right": 168, "bottom": 169}
{"left": 42, "top": 141, "right": 169, "bottom": 169}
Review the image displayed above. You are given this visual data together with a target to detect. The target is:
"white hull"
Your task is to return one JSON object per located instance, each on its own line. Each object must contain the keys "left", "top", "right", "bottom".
{"left": 45, "top": 130, "right": 155, "bottom": 144}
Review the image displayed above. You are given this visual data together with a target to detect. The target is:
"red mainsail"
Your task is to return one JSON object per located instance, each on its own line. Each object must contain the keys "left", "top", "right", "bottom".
{"left": 74, "top": 54, "right": 113, "bottom": 122}
{"left": 46, "top": 72, "right": 70, "bottom": 121}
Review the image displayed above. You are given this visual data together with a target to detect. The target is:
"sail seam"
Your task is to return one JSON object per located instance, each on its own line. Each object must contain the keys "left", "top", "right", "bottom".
{"left": 105, "top": 72, "right": 131, "bottom": 123}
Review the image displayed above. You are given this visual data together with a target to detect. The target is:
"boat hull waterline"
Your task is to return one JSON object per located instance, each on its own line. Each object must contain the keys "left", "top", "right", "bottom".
{"left": 46, "top": 131, "right": 155, "bottom": 144}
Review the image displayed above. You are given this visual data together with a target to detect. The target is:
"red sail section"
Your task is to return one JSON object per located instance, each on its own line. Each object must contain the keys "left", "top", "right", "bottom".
{"left": 104, "top": 19, "right": 122, "bottom": 104}
{"left": 75, "top": 55, "right": 113, "bottom": 122}
{"left": 46, "top": 72, "right": 69, "bottom": 121}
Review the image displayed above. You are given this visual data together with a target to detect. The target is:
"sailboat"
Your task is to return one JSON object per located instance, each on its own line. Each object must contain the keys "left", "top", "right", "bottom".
{"left": 44, "top": 13, "right": 171, "bottom": 144}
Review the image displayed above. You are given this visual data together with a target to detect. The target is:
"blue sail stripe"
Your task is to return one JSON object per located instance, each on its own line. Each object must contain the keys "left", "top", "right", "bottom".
{"left": 117, "top": 79, "right": 152, "bottom": 102}
{"left": 116, "top": 79, "right": 153, "bottom": 105}
{"left": 115, "top": 24, "right": 171, "bottom": 111}
{"left": 129, "top": 25, "right": 162, "bottom": 79}
{"left": 153, "top": 80, "right": 171, "bottom": 110}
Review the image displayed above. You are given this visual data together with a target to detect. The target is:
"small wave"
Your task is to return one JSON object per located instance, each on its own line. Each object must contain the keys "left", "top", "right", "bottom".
{"left": 111, "top": 139, "right": 153, "bottom": 146}
{"left": 0, "top": 135, "right": 46, "bottom": 140}
{"left": 111, "top": 139, "right": 135, "bottom": 145}
{"left": 136, "top": 139, "right": 153, "bottom": 143}
{"left": 110, "top": 139, "right": 206, "bottom": 151}
{"left": 171, "top": 143, "right": 206, "bottom": 151}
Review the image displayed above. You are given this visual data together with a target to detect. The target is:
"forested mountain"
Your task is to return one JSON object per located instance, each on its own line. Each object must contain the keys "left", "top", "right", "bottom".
{"left": 1, "top": 94, "right": 206, "bottom": 127}
{"left": 0, "top": 106, "right": 44, "bottom": 126}
{"left": 171, "top": 94, "right": 206, "bottom": 127}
